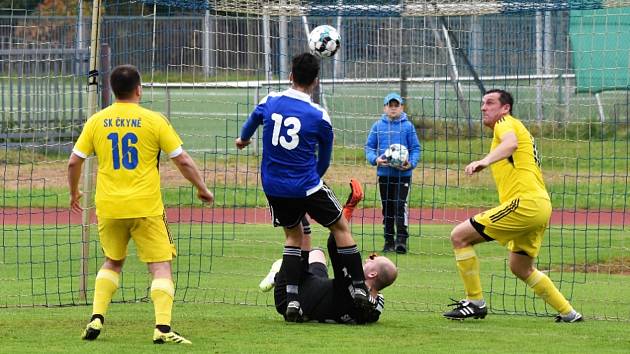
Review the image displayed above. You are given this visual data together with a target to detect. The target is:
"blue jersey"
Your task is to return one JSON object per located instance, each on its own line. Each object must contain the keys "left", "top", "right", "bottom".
{"left": 240, "top": 88, "right": 333, "bottom": 198}
{"left": 364, "top": 112, "right": 422, "bottom": 178}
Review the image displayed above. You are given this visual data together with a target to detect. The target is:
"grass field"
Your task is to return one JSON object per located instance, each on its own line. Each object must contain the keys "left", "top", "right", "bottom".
{"left": 2, "top": 135, "right": 629, "bottom": 210}
{"left": 1, "top": 222, "right": 629, "bottom": 352}
{"left": 1, "top": 223, "right": 628, "bottom": 317}
{"left": 2, "top": 302, "right": 630, "bottom": 353}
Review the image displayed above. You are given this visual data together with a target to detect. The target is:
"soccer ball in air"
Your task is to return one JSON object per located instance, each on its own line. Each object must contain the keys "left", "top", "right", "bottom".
{"left": 308, "top": 25, "right": 340, "bottom": 58}
{"left": 384, "top": 144, "right": 409, "bottom": 168}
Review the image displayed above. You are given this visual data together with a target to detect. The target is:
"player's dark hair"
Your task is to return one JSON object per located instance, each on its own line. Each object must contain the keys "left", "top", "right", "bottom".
{"left": 291, "top": 52, "right": 320, "bottom": 87}
{"left": 110, "top": 64, "right": 141, "bottom": 99}
{"left": 484, "top": 89, "right": 513, "bottom": 114}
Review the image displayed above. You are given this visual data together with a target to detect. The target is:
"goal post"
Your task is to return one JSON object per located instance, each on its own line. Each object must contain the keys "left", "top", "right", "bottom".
{"left": 79, "top": 0, "right": 104, "bottom": 302}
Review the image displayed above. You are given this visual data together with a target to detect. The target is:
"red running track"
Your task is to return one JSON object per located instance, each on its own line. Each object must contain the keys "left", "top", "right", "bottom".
{"left": 1, "top": 207, "right": 628, "bottom": 226}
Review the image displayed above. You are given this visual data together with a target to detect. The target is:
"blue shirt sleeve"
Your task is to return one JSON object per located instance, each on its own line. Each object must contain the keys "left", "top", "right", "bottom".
{"left": 364, "top": 122, "right": 379, "bottom": 165}
{"left": 406, "top": 122, "right": 421, "bottom": 168}
{"left": 240, "top": 103, "right": 265, "bottom": 140}
{"left": 316, "top": 116, "right": 334, "bottom": 177}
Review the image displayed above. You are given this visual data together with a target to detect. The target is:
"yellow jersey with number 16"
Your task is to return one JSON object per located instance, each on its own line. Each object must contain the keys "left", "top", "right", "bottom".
{"left": 490, "top": 114, "right": 549, "bottom": 203}
{"left": 73, "top": 102, "right": 183, "bottom": 218}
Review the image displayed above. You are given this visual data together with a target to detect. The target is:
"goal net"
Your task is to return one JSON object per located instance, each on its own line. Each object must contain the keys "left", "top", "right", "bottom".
{"left": 1, "top": 0, "right": 629, "bottom": 320}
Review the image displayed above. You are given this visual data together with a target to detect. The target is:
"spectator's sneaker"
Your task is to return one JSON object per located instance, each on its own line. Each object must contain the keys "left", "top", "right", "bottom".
{"left": 285, "top": 300, "right": 303, "bottom": 322}
{"left": 555, "top": 311, "right": 583, "bottom": 323}
{"left": 382, "top": 239, "right": 395, "bottom": 253}
{"left": 259, "top": 259, "right": 282, "bottom": 292}
{"left": 81, "top": 318, "right": 103, "bottom": 340}
{"left": 443, "top": 299, "right": 488, "bottom": 320}
{"left": 153, "top": 329, "right": 192, "bottom": 344}
{"left": 395, "top": 238, "right": 408, "bottom": 254}
{"left": 342, "top": 179, "right": 364, "bottom": 221}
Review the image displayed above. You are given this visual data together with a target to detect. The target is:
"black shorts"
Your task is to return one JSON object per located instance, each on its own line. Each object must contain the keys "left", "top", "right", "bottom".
{"left": 274, "top": 262, "right": 329, "bottom": 315}
{"left": 267, "top": 184, "right": 342, "bottom": 228}
{"left": 305, "top": 262, "right": 328, "bottom": 278}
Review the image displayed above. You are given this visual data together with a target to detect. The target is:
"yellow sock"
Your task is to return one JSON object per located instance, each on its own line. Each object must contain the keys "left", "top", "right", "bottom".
{"left": 92, "top": 268, "right": 120, "bottom": 316}
{"left": 151, "top": 278, "right": 174, "bottom": 326}
{"left": 454, "top": 246, "right": 483, "bottom": 300}
{"left": 525, "top": 269, "right": 573, "bottom": 315}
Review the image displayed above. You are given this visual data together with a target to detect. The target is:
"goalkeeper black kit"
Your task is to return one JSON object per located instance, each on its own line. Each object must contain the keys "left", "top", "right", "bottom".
{"left": 274, "top": 234, "right": 384, "bottom": 324}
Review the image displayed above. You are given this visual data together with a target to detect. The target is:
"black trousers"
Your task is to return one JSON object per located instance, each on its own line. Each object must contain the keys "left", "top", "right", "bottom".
{"left": 378, "top": 175, "right": 411, "bottom": 241}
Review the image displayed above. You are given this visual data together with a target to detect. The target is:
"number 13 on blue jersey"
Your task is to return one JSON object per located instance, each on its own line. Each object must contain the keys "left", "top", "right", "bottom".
{"left": 107, "top": 132, "right": 139, "bottom": 170}
{"left": 271, "top": 113, "right": 301, "bottom": 150}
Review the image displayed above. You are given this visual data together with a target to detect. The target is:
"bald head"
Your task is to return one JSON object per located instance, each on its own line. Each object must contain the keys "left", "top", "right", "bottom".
{"left": 364, "top": 256, "right": 398, "bottom": 291}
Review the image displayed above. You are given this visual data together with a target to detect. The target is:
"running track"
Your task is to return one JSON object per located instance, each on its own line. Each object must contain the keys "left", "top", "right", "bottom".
{"left": 1, "top": 207, "right": 628, "bottom": 226}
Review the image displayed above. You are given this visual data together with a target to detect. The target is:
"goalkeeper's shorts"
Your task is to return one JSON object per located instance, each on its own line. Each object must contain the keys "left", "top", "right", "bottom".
{"left": 470, "top": 197, "right": 551, "bottom": 258}
{"left": 97, "top": 212, "right": 176, "bottom": 262}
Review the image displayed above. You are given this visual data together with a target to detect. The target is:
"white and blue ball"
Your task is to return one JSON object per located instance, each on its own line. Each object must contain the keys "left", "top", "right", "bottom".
{"left": 384, "top": 144, "right": 409, "bottom": 168}
{"left": 308, "top": 25, "right": 340, "bottom": 58}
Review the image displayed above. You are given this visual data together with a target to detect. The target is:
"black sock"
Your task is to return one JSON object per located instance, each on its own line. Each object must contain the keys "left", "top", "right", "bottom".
{"left": 91, "top": 314, "right": 104, "bottom": 324}
{"left": 283, "top": 246, "right": 302, "bottom": 303}
{"left": 156, "top": 324, "right": 171, "bottom": 333}
{"left": 301, "top": 250, "right": 310, "bottom": 270}
{"left": 337, "top": 245, "right": 366, "bottom": 287}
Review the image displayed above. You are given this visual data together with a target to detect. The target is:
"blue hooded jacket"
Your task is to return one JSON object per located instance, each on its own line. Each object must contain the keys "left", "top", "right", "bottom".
{"left": 364, "top": 112, "right": 421, "bottom": 177}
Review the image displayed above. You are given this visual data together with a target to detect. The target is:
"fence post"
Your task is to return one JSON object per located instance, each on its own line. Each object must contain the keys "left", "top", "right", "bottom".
{"left": 101, "top": 43, "right": 111, "bottom": 108}
{"left": 203, "top": 10, "right": 212, "bottom": 77}
{"left": 80, "top": 0, "right": 103, "bottom": 302}
{"left": 263, "top": 14, "right": 272, "bottom": 82}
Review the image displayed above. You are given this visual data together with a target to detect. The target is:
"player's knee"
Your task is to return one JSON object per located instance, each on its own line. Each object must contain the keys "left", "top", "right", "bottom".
{"left": 148, "top": 261, "right": 173, "bottom": 279}
{"left": 104, "top": 257, "right": 125, "bottom": 272}
{"left": 329, "top": 216, "right": 349, "bottom": 232}
{"left": 308, "top": 249, "right": 326, "bottom": 264}
{"left": 509, "top": 263, "right": 533, "bottom": 280}
{"left": 449, "top": 226, "right": 466, "bottom": 248}
{"left": 329, "top": 219, "right": 350, "bottom": 238}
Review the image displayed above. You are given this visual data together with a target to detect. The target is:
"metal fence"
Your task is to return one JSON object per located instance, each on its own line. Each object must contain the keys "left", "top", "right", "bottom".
{"left": 0, "top": 12, "right": 572, "bottom": 145}
{"left": 1, "top": 12, "right": 570, "bottom": 78}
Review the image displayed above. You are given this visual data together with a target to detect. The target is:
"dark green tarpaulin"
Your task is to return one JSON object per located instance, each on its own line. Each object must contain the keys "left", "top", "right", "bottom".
{"left": 569, "top": 7, "right": 630, "bottom": 93}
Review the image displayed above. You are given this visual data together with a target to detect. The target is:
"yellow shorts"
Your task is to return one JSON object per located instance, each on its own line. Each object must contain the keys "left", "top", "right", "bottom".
{"left": 471, "top": 197, "right": 551, "bottom": 258}
{"left": 97, "top": 213, "right": 176, "bottom": 263}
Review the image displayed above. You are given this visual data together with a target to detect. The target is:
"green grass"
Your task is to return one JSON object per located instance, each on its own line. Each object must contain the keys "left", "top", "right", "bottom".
{"left": 0, "top": 223, "right": 629, "bottom": 352}
{"left": 2, "top": 134, "right": 629, "bottom": 210}
{"left": 147, "top": 69, "right": 278, "bottom": 84}
{"left": 3, "top": 79, "right": 629, "bottom": 148}
{"left": 2, "top": 176, "right": 628, "bottom": 209}
{"left": 2, "top": 83, "right": 629, "bottom": 211}
{"left": 1, "top": 303, "right": 629, "bottom": 353}
{"left": 1, "top": 224, "right": 628, "bottom": 314}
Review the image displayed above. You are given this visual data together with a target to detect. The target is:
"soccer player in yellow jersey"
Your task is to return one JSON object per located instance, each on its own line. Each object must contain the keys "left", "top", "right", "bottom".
{"left": 443, "top": 89, "right": 582, "bottom": 323}
{"left": 67, "top": 65, "right": 214, "bottom": 344}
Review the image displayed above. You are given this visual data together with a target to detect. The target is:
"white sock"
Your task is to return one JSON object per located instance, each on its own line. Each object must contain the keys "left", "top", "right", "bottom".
{"left": 469, "top": 299, "right": 486, "bottom": 307}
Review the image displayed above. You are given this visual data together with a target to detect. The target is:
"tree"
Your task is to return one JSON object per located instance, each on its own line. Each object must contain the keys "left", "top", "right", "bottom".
{"left": 35, "top": 0, "right": 85, "bottom": 16}
{"left": 0, "top": 0, "right": 40, "bottom": 12}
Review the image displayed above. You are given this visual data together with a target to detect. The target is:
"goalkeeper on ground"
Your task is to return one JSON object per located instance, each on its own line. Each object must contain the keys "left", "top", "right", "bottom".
{"left": 259, "top": 179, "right": 398, "bottom": 324}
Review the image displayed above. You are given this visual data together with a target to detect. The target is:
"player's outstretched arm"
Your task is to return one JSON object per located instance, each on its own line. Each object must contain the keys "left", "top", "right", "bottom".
{"left": 236, "top": 103, "right": 265, "bottom": 150}
{"left": 465, "top": 132, "right": 517, "bottom": 175}
{"left": 171, "top": 150, "right": 214, "bottom": 203}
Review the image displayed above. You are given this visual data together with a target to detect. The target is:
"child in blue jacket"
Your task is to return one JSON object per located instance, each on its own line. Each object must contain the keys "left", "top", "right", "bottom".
{"left": 364, "top": 93, "right": 421, "bottom": 254}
